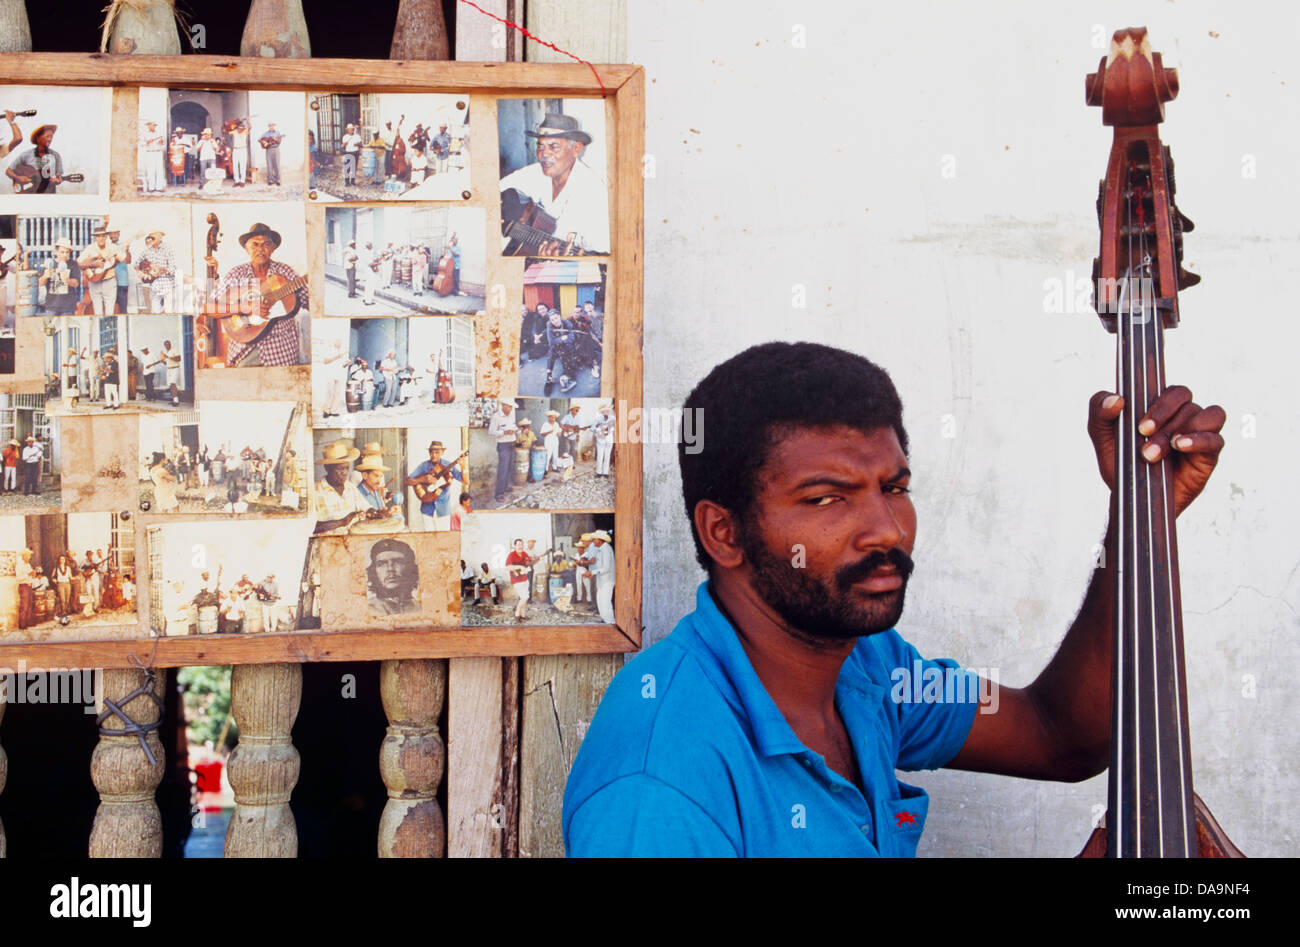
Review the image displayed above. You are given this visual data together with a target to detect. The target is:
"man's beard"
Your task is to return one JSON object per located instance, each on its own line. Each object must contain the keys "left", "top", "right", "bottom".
{"left": 740, "top": 516, "right": 913, "bottom": 643}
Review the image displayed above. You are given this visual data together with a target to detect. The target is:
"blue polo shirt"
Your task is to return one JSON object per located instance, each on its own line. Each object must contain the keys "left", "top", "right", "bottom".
{"left": 563, "top": 581, "right": 981, "bottom": 857}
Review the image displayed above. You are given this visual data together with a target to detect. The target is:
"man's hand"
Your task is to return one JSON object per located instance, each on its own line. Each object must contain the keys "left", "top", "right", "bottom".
{"left": 1087, "top": 386, "right": 1226, "bottom": 516}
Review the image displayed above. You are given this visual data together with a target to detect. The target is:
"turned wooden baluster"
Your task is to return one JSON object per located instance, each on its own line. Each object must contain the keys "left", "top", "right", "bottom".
{"left": 0, "top": 0, "right": 32, "bottom": 53}
{"left": 101, "top": 0, "right": 182, "bottom": 54}
{"left": 378, "top": 660, "right": 447, "bottom": 857}
{"left": 241, "top": 0, "right": 311, "bottom": 58}
{"left": 375, "top": 2, "right": 453, "bottom": 859}
{"left": 89, "top": 668, "right": 165, "bottom": 857}
{"left": 225, "top": 663, "right": 301, "bottom": 857}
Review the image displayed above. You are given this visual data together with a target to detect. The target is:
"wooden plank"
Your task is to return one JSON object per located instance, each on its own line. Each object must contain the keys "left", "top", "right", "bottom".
{"left": 0, "top": 623, "right": 634, "bottom": 672}
{"left": 525, "top": 0, "right": 627, "bottom": 63}
{"left": 447, "top": 656, "right": 518, "bottom": 856}
{"left": 455, "top": 0, "right": 524, "bottom": 62}
{"left": 0, "top": 54, "right": 633, "bottom": 94}
{"left": 518, "top": 654, "right": 618, "bottom": 856}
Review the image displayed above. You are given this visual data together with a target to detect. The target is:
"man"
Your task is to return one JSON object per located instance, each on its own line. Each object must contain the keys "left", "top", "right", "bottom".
{"left": 137, "top": 231, "right": 177, "bottom": 313}
{"left": 360, "top": 241, "right": 377, "bottom": 306}
{"left": 37, "top": 237, "right": 79, "bottom": 315}
{"left": 140, "top": 347, "right": 157, "bottom": 401}
{"left": 256, "top": 573, "right": 281, "bottom": 633}
{"left": 168, "top": 126, "right": 188, "bottom": 187}
{"left": 499, "top": 113, "right": 609, "bottom": 255}
{"left": 489, "top": 400, "right": 519, "bottom": 503}
{"left": 127, "top": 349, "right": 140, "bottom": 401}
{"left": 379, "top": 349, "right": 399, "bottom": 408}
{"left": 592, "top": 402, "right": 615, "bottom": 477}
{"left": 431, "top": 123, "right": 451, "bottom": 174}
{"left": 2, "top": 439, "right": 17, "bottom": 493}
{"left": 213, "top": 222, "right": 309, "bottom": 367}
{"left": 545, "top": 310, "right": 577, "bottom": 393}
{"left": 20, "top": 434, "right": 42, "bottom": 496}
{"left": 86, "top": 348, "right": 101, "bottom": 403}
{"left": 78, "top": 226, "right": 126, "bottom": 316}
{"left": 581, "top": 301, "right": 603, "bottom": 379}
{"left": 261, "top": 121, "right": 283, "bottom": 186}
{"left": 196, "top": 128, "right": 218, "bottom": 179}
{"left": 160, "top": 340, "right": 182, "bottom": 405}
{"left": 367, "top": 539, "right": 420, "bottom": 616}
{"left": 447, "top": 232, "right": 461, "bottom": 295}
{"left": 100, "top": 351, "right": 121, "bottom": 409}
{"left": 341, "top": 123, "right": 362, "bottom": 186}
{"left": 6, "top": 123, "right": 64, "bottom": 193}
{"left": 1, "top": 110, "right": 23, "bottom": 159}
{"left": 313, "top": 439, "right": 368, "bottom": 535}
{"left": 142, "top": 120, "right": 166, "bottom": 193}
{"left": 106, "top": 228, "right": 133, "bottom": 315}
{"left": 504, "top": 538, "right": 534, "bottom": 621}
{"left": 539, "top": 409, "right": 562, "bottom": 475}
{"left": 560, "top": 403, "right": 586, "bottom": 459}
{"left": 405, "top": 440, "right": 463, "bottom": 531}
{"left": 584, "top": 530, "right": 615, "bottom": 623}
{"left": 380, "top": 242, "right": 395, "bottom": 290}
{"left": 320, "top": 336, "right": 348, "bottom": 418}
{"left": 230, "top": 120, "right": 249, "bottom": 186}
{"left": 356, "top": 454, "right": 402, "bottom": 521}
{"left": 450, "top": 491, "right": 470, "bottom": 531}
{"left": 563, "top": 341, "right": 1226, "bottom": 856}
{"left": 343, "top": 240, "right": 359, "bottom": 298}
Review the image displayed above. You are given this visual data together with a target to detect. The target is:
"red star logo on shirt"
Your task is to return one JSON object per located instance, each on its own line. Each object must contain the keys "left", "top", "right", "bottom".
{"left": 895, "top": 811, "right": 919, "bottom": 827}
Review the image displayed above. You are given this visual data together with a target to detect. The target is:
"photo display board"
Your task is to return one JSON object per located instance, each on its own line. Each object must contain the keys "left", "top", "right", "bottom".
{"left": 0, "top": 55, "right": 644, "bottom": 669}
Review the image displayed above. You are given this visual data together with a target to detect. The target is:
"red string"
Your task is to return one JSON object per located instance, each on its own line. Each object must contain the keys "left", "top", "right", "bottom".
{"left": 456, "top": 0, "right": 609, "bottom": 96}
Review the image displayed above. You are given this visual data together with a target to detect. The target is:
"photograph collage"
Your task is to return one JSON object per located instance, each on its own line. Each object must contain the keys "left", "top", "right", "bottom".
{"left": 0, "top": 84, "right": 618, "bottom": 640}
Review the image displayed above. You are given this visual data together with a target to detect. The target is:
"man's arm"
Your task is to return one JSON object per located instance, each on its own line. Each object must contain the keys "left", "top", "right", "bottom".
{"left": 946, "top": 387, "right": 1226, "bottom": 782}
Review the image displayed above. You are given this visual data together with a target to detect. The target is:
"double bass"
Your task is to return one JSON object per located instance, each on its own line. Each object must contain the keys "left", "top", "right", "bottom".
{"left": 391, "top": 114, "right": 409, "bottom": 180}
{"left": 1077, "top": 28, "right": 1241, "bottom": 859}
{"left": 433, "top": 348, "right": 455, "bottom": 404}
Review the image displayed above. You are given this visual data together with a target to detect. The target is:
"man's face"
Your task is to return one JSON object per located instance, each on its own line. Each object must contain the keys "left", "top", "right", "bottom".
{"left": 374, "top": 551, "right": 411, "bottom": 592}
{"left": 550, "top": 313, "right": 562, "bottom": 326}
{"left": 514, "top": 540, "right": 525, "bottom": 553}
{"left": 55, "top": 247, "right": 70, "bottom": 262}
{"left": 362, "top": 468, "right": 384, "bottom": 490}
{"left": 429, "top": 448, "right": 444, "bottom": 465}
{"left": 244, "top": 235, "right": 275, "bottom": 266}
{"left": 738, "top": 425, "right": 917, "bottom": 642}
{"left": 584, "top": 303, "right": 595, "bottom": 317}
{"left": 324, "top": 462, "right": 348, "bottom": 488}
{"left": 536, "top": 136, "right": 583, "bottom": 179}
{"left": 94, "top": 234, "right": 107, "bottom": 248}
{"left": 109, "top": 232, "right": 120, "bottom": 243}
{"left": 145, "top": 236, "right": 158, "bottom": 249}
{"left": 37, "top": 128, "right": 53, "bottom": 148}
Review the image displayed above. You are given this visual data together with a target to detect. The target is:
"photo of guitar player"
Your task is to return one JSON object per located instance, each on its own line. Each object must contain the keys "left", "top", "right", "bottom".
{"left": 195, "top": 205, "right": 309, "bottom": 369}
{"left": 498, "top": 99, "right": 609, "bottom": 257}
{"left": 0, "top": 86, "right": 107, "bottom": 202}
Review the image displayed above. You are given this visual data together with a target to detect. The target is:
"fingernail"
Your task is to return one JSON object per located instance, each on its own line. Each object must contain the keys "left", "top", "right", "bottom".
{"left": 1138, "top": 420, "right": 1155, "bottom": 435}
{"left": 1175, "top": 436, "right": 1193, "bottom": 450}
{"left": 1143, "top": 443, "right": 1161, "bottom": 461}
{"left": 1102, "top": 395, "right": 1120, "bottom": 410}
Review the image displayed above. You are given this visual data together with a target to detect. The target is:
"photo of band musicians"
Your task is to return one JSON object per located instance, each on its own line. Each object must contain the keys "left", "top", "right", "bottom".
{"left": 517, "top": 260, "right": 608, "bottom": 398}
{"left": 0, "top": 82, "right": 621, "bottom": 643}
{"left": 137, "top": 89, "right": 306, "bottom": 200}
{"left": 309, "top": 92, "right": 470, "bottom": 203}
{"left": 459, "top": 512, "right": 615, "bottom": 626}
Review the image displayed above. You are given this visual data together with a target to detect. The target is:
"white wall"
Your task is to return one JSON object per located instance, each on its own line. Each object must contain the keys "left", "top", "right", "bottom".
{"left": 629, "top": 0, "right": 1298, "bottom": 856}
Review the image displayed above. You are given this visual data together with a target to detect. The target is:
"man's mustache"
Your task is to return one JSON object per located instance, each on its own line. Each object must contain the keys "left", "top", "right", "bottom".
{"left": 835, "top": 548, "right": 914, "bottom": 591}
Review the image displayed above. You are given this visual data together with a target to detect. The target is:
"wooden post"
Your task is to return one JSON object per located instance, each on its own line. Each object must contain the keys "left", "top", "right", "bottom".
{"left": 89, "top": 668, "right": 165, "bottom": 857}
{"left": 447, "top": 657, "right": 518, "bottom": 856}
{"left": 377, "top": 7, "right": 451, "bottom": 859}
{"left": 241, "top": 0, "right": 311, "bottom": 59}
{"left": 516, "top": 0, "right": 629, "bottom": 857}
{"left": 378, "top": 659, "right": 446, "bottom": 857}
{"left": 0, "top": 0, "right": 32, "bottom": 53}
{"left": 0, "top": 672, "right": 7, "bottom": 857}
{"left": 101, "top": 0, "right": 182, "bottom": 55}
{"left": 391, "top": 0, "right": 449, "bottom": 61}
{"left": 224, "top": 663, "right": 301, "bottom": 857}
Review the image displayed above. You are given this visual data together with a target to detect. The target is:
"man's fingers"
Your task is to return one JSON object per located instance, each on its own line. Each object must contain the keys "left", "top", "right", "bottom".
{"left": 1142, "top": 401, "right": 1202, "bottom": 461}
{"left": 1171, "top": 431, "right": 1225, "bottom": 454}
{"left": 1137, "top": 384, "right": 1193, "bottom": 435}
{"left": 1088, "top": 390, "right": 1124, "bottom": 430}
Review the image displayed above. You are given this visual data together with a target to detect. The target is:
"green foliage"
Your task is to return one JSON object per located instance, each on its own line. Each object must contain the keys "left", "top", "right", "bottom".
{"left": 177, "top": 665, "right": 236, "bottom": 749}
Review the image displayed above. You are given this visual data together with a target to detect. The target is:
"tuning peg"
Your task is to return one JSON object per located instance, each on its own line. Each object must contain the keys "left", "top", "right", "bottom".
{"left": 1178, "top": 267, "right": 1201, "bottom": 290}
{"left": 1175, "top": 207, "right": 1194, "bottom": 233}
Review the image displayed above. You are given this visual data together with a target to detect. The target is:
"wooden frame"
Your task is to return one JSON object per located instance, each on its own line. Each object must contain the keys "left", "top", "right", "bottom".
{"left": 0, "top": 55, "right": 644, "bottom": 670}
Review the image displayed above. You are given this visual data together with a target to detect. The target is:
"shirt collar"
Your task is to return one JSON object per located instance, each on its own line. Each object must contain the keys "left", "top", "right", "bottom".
{"left": 685, "top": 580, "right": 885, "bottom": 759}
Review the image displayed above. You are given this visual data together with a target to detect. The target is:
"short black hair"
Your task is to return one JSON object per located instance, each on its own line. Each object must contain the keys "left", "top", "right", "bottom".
{"left": 679, "top": 341, "right": 908, "bottom": 571}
